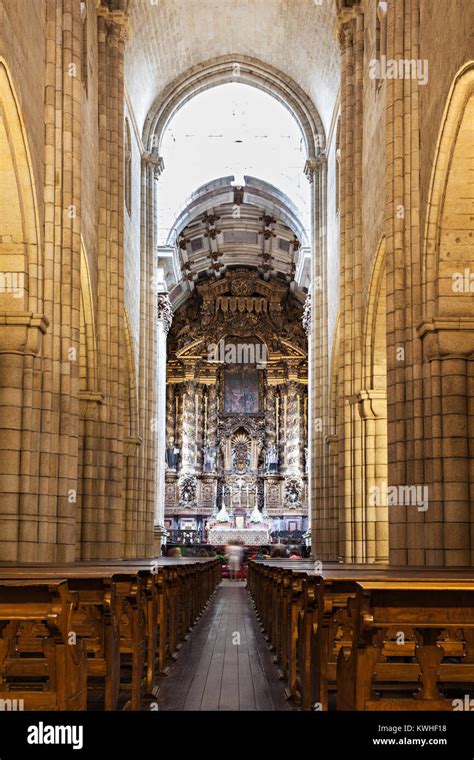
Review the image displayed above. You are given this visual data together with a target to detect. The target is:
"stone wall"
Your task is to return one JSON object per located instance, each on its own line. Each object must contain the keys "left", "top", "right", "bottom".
{"left": 0, "top": 0, "right": 158, "bottom": 561}
{"left": 0, "top": 0, "right": 472, "bottom": 565}
{"left": 0, "top": 0, "right": 46, "bottom": 230}
{"left": 314, "top": 0, "right": 474, "bottom": 565}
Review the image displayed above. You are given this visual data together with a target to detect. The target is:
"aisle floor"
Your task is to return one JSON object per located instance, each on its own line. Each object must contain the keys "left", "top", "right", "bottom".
{"left": 157, "top": 580, "right": 294, "bottom": 711}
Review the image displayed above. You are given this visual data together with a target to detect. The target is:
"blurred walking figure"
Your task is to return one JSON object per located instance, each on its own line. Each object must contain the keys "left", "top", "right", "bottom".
{"left": 226, "top": 542, "right": 243, "bottom": 581}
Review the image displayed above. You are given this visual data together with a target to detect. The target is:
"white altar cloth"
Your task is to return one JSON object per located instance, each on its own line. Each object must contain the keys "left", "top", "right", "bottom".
{"left": 208, "top": 526, "right": 270, "bottom": 545}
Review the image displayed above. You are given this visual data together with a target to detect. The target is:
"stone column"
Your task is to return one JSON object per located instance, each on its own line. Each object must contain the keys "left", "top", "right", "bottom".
{"left": 335, "top": 2, "right": 365, "bottom": 562}
{"left": 138, "top": 150, "right": 164, "bottom": 557}
{"left": 355, "top": 389, "right": 388, "bottom": 563}
{"left": 418, "top": 325, "right": 474, "bottom": 565}
{"left": 154, "top": 292, "right": 172, "bottom": 552}
{"left": 47, "top": 0, "right": 83, "bottom": 562}
{"left": 78, "top": 4, "right": 129, "bottom": 559}
{"left": 325, "top": 433, "right": 340, "bottom": 559}
{"left": 305, "top": 152, "right": 331, "bottom": 555}
{"left": 384, "top": 0, "right": 424, "bottom": 564}
{"left": 0, "top": 0, "right": 82, "bottom": 562}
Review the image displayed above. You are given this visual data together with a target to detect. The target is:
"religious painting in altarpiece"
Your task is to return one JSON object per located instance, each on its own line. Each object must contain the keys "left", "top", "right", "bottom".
{"left": 224, "top": 365, "right": 260, "bottom": 414}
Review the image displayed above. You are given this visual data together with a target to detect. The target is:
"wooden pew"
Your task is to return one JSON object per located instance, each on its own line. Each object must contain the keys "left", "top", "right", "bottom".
{"left": 0, "top": 557, "right": 221, "bottom": 710}
{"left": 0, "top": 566, "right": 146, "bottom": 709}
{"left": 85, "top": 558, "right": 221, "bottom": 699}
{"left": 0, "top": 580, "right": 87, "bottom": 710}
{"left": 85, "top": 560, "right": 184, "bottom": 682}
{"left": 337, "top": 580, "right": 474, "bottom": 710}
{"left": 90, "top": 558, "right": 220, "bottom": 662}
{"left": 248, "top": 560, "right": 474, "bottom": 711}
{"left": 314, "top": 567, "right": 474, "bottom": 711}
{"left": 248, "top": 560, "right": 314, "bottom": 700}
{"left": 74, "top": 557, "right": 221, "bottom": 685}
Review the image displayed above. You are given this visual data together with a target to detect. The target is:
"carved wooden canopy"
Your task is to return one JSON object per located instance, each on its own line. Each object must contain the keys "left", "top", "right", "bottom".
{"left": 167, "top": 270, "right": 307, "bottom": 384}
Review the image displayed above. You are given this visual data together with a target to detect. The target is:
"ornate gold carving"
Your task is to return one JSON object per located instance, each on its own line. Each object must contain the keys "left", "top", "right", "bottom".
{"left": 157, "top": 293, "right": 173, "bottom": 334}
{"left": 164, "top": 270, "right": 308, "bottom": 519}
{"left": 302, "top": 293, "right": 311, "bottom": 336}
{"left": 230, "top": 278, "right": 254, "bottom": 296}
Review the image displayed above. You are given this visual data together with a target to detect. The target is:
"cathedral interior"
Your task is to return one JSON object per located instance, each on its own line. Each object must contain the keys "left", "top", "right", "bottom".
{"left": 0, "top": 0, "right": 473, "bottom": 730}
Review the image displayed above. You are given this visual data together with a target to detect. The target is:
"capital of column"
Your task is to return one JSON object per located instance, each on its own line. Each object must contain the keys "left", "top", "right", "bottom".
{"left": 334, "top": 4, "right": 358, "bottom": 51}
{"left": 79, "top": 391, "right": 105, "bottom": 421}
{"left": 97, "top": 4, "right": 131, "bottom": 45}
{"left": 141, "top": 151, "right": 165, "bottom": 179}
{"left": 324, "top": 433, "right": 338, "bottom": 457}
{"left": 157, "top": 293, "right": 173, "bottom": 334}
{"left": 417, "top": 317, "right": 474, "bottom": 359}
{"left": 351, "top": 389, "right": 387, "bottom": 420}
{"left": 0, "top": 312, "right": 49, "bottom": 356}
{"left": 304, "top": 154, "right": 327, "bottom": 184}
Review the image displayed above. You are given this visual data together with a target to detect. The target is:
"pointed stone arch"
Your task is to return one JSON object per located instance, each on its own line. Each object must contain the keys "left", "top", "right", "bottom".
{"left": 0, "top": 60, "right": 46, "bottom": 561}
{"left": 422, "top": 61, "right": 474, "bottom": 325}
{"left": 142, "top": 55, "right": 325, "bottom": 158}
{"left": 0, "top": 57, "right": 42, "bottom": 319}
{"left": 357, "top": 237, "right": 388, "bottom": 563}
{"left": 77, "top": 240, "right": 102, "bottom": 559}
{"left": 418, "top": 62, "right": 474, "bottom": 565}
{"left": 329, "top": 313, "right": 340, "bottom": 439}
{"left": 325, "top": 312, "right": 340, "bottom": 559}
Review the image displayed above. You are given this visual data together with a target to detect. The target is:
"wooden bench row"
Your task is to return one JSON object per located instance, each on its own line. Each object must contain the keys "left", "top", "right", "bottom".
{"left": 247, "top": 559, "right": 474, "bottom": 710}
{"left": 0, "top": 557, "right": 221, "bottom": 710}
